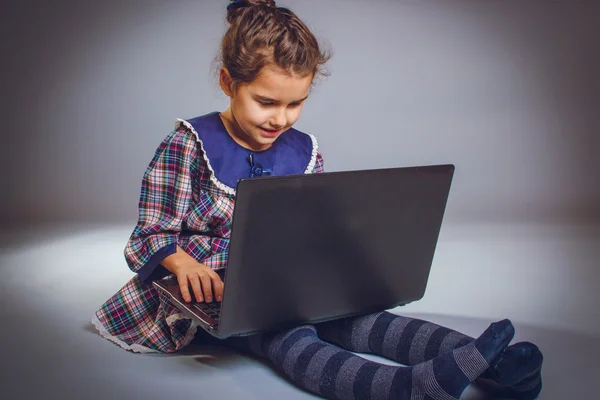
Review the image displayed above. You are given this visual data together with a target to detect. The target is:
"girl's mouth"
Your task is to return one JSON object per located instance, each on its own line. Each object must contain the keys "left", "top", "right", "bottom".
{"left": 259, "top": 127, "right": 283, "bottom": 138}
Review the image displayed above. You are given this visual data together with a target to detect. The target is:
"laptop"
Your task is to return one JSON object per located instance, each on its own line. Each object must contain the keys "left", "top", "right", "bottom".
{"left": 153, "top": 164, "right": 455, "bottom": 339}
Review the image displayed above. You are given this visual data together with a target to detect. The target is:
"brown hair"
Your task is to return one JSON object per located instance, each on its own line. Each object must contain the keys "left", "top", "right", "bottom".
{"left": 220, "top": 0, "right": 331, "bottom": 87}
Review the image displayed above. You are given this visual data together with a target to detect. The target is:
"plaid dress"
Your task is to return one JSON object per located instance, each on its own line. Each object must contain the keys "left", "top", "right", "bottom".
{"left": 92, "top": 112, "right": 324, "bottom": 353}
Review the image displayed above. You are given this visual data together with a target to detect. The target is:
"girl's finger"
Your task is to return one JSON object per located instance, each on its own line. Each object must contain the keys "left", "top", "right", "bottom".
{"left": 211, "top": 273, "right": 224, "bottom": 302}
{"left": 199, "top": 274, "right": 213, "bottom": 303}
{"left": 178, "top": 275, "right": 193, "bottom": 303}
{"left": 188, "top": 274, "right": 204, "bottom": 303}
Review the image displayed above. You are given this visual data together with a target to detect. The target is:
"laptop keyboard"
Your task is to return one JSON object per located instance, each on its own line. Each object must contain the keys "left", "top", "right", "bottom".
{"left": 192, "top": 301, "right": 221, "bottom": 320}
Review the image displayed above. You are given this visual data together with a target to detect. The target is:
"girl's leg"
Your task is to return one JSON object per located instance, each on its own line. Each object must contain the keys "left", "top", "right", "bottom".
{"left": 315, "top": 312, "right": 543, "bottom": 400}
{"left": 226, "top": 319, "right": 514, "bottom": 400}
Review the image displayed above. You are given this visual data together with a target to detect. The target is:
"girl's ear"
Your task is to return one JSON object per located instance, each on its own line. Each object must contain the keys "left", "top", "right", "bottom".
{"left": 219, "top": 68, "right": 235, "bottom": 97}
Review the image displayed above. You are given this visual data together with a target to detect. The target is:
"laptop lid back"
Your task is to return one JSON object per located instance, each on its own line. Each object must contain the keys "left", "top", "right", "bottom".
{"left": 217, "top": 165, "right": 455, "bottom": 337}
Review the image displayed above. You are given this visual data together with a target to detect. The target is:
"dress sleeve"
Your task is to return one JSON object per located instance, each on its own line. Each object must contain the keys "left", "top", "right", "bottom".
{"left": 312, "top": 152, "right": 325, "bottom": 173}
{"left": 124, "top": 127, "right": 198, "bottom": 281}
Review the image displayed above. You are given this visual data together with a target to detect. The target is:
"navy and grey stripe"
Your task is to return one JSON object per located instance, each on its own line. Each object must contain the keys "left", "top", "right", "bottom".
{"left": 318, "top": 312, "right": 476, "bottom": 367}
{"left": 230, "top": 318, "right": 512, "bottom": 400}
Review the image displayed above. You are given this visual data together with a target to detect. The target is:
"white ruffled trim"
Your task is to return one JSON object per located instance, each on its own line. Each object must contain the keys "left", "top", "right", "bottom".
{"left": 165, "top": 313, "right": 200, "bottom": 346}
{"left": 176, "top": 119, "right": 320, "bottom": 194}
{"left": 91, "top": 314, "right": 158, "bottom": 354}
{"left": 304, "top": 133, "right": 319, "bottom": 174}
{"left": 176, "top": 118, "right": 237, "bottom": 196}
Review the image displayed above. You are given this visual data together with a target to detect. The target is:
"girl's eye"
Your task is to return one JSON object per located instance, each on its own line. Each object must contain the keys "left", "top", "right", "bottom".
{"left": 289, "top": 103, "right": 302, "bottom": 108}
{"left": 259, "top": 101, "right": 274, "bottom": 106}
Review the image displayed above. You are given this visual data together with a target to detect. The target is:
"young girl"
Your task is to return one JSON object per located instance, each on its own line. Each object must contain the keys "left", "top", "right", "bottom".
{"left": 93, "top": 1, "right": 543, "bottom": 399}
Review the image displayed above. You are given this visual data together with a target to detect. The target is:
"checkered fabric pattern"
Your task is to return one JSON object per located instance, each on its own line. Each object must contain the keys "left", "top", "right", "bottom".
{"left": 93, "top": 126, "right": 324, "bottom": 353}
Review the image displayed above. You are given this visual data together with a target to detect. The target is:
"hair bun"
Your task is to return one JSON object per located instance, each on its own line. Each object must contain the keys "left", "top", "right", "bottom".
{"left": 226, "top": 0, "right": 277, "bottom": 24}
{"left": 248, "top": 0, "right": 276, "bottom": 7}
{"left": 227, "top": 0, "right": 277, "bottom": 11}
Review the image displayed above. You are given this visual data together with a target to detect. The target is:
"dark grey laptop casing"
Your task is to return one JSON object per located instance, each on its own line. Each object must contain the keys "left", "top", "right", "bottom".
{"left": 155, "top": 164, "right": 455, "bottom": 339}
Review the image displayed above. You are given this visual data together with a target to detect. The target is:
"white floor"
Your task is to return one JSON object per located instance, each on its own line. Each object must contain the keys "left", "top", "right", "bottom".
{"left": 0, "top": 223, "right": 597, "bottom": 399}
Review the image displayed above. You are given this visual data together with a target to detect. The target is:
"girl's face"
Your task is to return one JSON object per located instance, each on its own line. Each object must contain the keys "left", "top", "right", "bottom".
{"left": 220, "top": 66, "right": 313, "bottom": 151}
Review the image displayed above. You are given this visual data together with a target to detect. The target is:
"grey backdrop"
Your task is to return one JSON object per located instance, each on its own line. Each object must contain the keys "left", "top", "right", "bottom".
{"left": 2, "top": 0, "right": 600, "bottom": 331}
{"left": 3, "top": 0, "right": 598, "bottom": 226}
{"left": 1, "top": 1, "right": 600, "bottom": 398}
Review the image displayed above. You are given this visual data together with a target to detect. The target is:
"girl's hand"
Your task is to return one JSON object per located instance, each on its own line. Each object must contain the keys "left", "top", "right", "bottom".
{"left": 174, "top": 262, "right": 224, "bottom": 304}
{"left": 161, "top": 246, "right": 224, "bottom": 303}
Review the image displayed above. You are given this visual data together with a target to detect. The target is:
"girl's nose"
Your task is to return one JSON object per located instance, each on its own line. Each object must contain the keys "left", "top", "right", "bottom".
{"left": 270, "top": 109, "right": 286, "bottom": 128}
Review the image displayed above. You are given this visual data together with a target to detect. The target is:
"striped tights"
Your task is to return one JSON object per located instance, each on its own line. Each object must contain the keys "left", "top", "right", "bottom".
{"left": 225, "top": 313, "right": 542, "bottom": 400}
